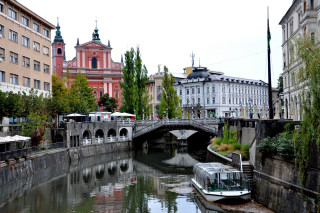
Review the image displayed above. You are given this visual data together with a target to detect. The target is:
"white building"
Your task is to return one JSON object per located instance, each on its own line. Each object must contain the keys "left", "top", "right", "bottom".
{"left": 279, "top": 0, "right": 319, "bottom": 120}
{"left": 174, "top": 67, "right": 269, "bottom": 119}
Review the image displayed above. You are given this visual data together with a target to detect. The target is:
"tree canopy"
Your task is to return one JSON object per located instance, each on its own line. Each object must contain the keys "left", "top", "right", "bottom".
{"left": 158, "top": 66, "right": 181, "bottom": 119}
{"left": 120, "top": 47, "right": 151, "bottom": 119}
{"left": 98, "top": 93, "right": 118, "bottom": 112}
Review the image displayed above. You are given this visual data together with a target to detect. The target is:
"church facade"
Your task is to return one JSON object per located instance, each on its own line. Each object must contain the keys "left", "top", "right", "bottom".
{"left": 52, "top": 23, "right": 123, "bottom": 111}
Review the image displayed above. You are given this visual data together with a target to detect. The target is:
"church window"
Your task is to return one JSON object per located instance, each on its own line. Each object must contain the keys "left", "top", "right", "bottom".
{"left": 92, "top": 57, "right": 97, "bottom": 68}
{"left": 57, "top": 48, "right": 62, "bottom": 55}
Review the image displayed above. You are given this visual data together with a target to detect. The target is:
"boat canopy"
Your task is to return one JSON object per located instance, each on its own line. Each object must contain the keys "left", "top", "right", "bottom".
{"left": 193, "top": 162, "right": 240, "bottom": 179}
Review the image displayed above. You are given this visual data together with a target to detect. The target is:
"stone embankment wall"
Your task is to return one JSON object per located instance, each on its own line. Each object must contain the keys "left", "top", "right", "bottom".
{"left": 0, "top": 141, "right": 132, "bottom": 187}
{"left": 218, "top": 118, "right": 319, "bottom": 213}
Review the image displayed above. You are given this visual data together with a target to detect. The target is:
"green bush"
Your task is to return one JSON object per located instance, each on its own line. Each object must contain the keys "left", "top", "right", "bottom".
{"left": 232, "top": 143, "right": 241, "bottom": 150}
{"left": 257, "top": 134, "right": 294, "bottom": 159}
{"left": 241, "top": 144, "right": 250, "bottom": 152}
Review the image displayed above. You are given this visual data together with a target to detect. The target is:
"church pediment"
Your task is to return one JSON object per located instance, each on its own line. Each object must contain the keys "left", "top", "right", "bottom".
{"left": 77, "top": 41, "right": 110, "bottom": 49}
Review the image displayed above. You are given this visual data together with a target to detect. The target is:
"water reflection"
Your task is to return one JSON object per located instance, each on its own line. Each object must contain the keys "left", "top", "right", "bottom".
{"left": 0, "top": 148, "right": 264, "bottom": 213}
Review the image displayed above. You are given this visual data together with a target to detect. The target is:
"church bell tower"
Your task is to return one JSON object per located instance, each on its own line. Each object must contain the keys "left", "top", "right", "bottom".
{"left": 52, "top": 18, "right": 65, "bottom": 77}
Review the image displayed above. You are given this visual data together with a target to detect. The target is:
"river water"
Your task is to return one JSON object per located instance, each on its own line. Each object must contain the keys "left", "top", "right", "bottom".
{"left": 0, "top": 148, "right": 273, "bottom": 213}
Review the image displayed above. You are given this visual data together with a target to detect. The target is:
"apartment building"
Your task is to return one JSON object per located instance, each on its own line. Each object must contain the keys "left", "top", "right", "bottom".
{"left": 0, "top": 0, "right": 55, "bottom": 95}
{"left": 279, "top": 0, "right": 320, "bottom": 121}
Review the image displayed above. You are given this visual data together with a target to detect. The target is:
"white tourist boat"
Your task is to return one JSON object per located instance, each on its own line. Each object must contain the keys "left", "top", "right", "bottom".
{"left": 191, "top": 162, "right": 251, "bottom": 202}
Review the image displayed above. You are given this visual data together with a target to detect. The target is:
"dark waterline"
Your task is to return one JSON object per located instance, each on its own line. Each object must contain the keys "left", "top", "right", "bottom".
{"left": 0, "top": 148, "right": 270, "bottom": 213}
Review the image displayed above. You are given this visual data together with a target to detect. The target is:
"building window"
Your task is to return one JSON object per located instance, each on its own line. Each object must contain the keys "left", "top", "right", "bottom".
{"left": 304, "top": 0, "right": 307, "bottom": 12}
{"left": 24, "top": 77, "right": 30, "bottom": 87}
{"left": 213, "top": 97, "right": 215, "bottom": 104}
{"left": 207, "top": 87, "right": 209, "bottom": 93}
{"left": 99, "top": 91, "right": 103, "bottom": 98}
{"left": 115, "top": 89, "right": 119, "bottom": 99}
{"left": 0, "top": 71, "right": 5, "bottom": 82}
{"left": 43, "top": 64, "right": 50, "bottom": 73}
{"left": 34, "top": 79, "right": 40, "bottom": 89}
{"left": 10, "top": 74, "right": 18, "bottom": 85}
{"left": 212, "top": 86, "right": 215, "bottom": 93}
{"left": 92, "top": 57, "right": 97, "bottom": 68}
{"left": 207, "top": 98, "right": 210, "bottom": 104}
{"left": 34, "top": 60, "right": 40, "bottom": 71}
{"left": 198, "top": 98, "right": 200, "bottom": 104}
{"left": 8, "top": 8, "right": 17, "bottom": 20}
{"left": 311, "top": 0, "right": 314, "bottom": 9}
{"left": 22, "top": 56, "right": 30, "bottom": 68}
{"left": 33, "top": 23, "right": 40, "bottom": 32}
{"left": 0, "top": 2, "right": 3, "bottom": 13}
{"left": 186, "top": 88, "right": 189, "bottom": 95}
{"left": 43, "top": 46, "right": 49, "bottom": 56}
{"left": 179, "top": 89, "right": 182, "bottom": 96}
{"left": 290, "top": 21, "right": 293, "bottom": 36}
{"left": 22, "top": 36, "right": 30, "bottom": 47}
{"left": 9, "top": 52, "right": 18, "bottom": 64}
{"left": 192, "top": 87, "right": 195, "bottom": 94}
{"left": 222, "top": 97, "right": 226, "bottom": 104}
{"left": 33, "top": 41, "right": 40, "bottom": 51}
{"left": 43, "top": 28, "right": 49, "bottom": 38}
{"left": 44, "top": 82, "right": 50, "bottom": 91}
{"left": 197, "top": 87, "right": 200, "bottom": 94}
{"left": 0, "top": 25, "right": 4, "bottom": 37}
{"left": 21, "top": 16, "right": 29, "bottom": 27}
{"left": 9, "top": 30, "right": 18, "bottom": 43}
{"left": 0, "top": 47, "right": 5, "bottom": 60}
{"left": 57, "top": 48, "right": 62, "bottom": 54}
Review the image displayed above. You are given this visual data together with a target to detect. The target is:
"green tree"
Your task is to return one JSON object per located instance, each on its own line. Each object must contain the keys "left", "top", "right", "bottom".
{"left": 69, "top": 72, "right": 97, "bottom": 113}
{"left": 277, "top": 75, "right": 283, "bottom": 95}
{"left": 120, "top": 48, "right": 137, "bottom": 114}
{"left": 158, "top": 66, "right": 181, "bottom": 119}
{"left": 98, "top": 93, "right": 118, "bottom": 112}
{"left": 293, "top": 35, "right": 320, "bottom": 185}
{"left": 48, "top": 73, "right": 70, "bottom": 116}
{"left": 21, "top": 110, "right": 51, "bottom": 146}
{"left": 134, "top": 47, "right": 152, "bottom": 120}
{"left": 0, "top": 91, "right": 6, "bottom": 120}
{"left": 4, "top": 91, "right": 23, "bottom": 118}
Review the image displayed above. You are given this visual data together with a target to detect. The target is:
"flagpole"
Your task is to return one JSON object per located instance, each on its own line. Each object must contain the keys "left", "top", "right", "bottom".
{"left": 267, "top": 6, "right": 273, "bottom": 119}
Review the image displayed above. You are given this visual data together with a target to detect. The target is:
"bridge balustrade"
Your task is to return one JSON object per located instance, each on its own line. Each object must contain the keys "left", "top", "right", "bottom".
{"left": 108, "top": 137, "right": 116, "bottom": 142}
{"left": 95, "top": 138, "right": 104, "bottom": 144}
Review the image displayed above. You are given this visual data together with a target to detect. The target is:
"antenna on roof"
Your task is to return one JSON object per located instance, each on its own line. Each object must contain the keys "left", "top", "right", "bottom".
{"left": 190, "top": 52, "right": 195, "bottom": 68}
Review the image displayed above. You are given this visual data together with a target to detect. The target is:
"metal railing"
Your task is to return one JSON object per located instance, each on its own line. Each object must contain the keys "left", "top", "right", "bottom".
{"left": 0, "top": 141, "right": 67, "bottom": 161}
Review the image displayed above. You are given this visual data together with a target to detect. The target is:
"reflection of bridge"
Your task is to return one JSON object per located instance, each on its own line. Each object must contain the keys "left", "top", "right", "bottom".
{"left": 133, "top": 119, "right": 219, "bottom": 139}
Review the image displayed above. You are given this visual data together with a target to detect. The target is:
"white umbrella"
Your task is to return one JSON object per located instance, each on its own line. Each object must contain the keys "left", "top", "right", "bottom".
{"left": 66, "top": 113, "right": 85, "bottom": 117}
{"left": 11, "top": 135, "right": 30, "bottom": 141}
{"left": 3, "top": 136, "right": 15, "bottom": 142}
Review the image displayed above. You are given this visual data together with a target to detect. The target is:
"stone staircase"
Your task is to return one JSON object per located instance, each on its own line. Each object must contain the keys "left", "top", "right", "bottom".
{"left": 242, "top": 162, "right": 254, "bottom": 188}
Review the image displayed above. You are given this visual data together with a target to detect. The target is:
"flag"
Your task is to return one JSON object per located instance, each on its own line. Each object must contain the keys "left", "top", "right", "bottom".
{"left": 267, "top": 7, "right": 271, "bottom": 52}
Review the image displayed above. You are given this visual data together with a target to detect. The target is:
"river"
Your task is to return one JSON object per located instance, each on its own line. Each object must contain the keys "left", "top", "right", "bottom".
{"left": 0, "top": 147, "right": 273, "bottom": 213}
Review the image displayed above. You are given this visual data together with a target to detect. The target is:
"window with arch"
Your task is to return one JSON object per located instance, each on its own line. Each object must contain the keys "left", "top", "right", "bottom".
{"left": 311, "top": 0, "right": 314, "bottom": 9}
{"left": 57, "top": 48, "right": 62, "bottom": 54}
{"left": 92, "top": 57, "right": 97, "bottom": 68}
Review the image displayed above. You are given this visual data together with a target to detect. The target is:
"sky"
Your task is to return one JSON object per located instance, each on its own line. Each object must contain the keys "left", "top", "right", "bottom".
{"left": 19, "top": 0, "right": 293, "bottom": 86}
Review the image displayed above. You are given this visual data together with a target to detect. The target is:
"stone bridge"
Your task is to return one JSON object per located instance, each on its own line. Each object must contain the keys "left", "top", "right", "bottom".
{"left": 133, "top": 119, "right": 220, "bottom": 139}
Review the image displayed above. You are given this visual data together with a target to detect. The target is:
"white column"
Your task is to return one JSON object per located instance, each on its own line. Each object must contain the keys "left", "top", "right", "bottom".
{"left": 108, "top": 51, "right": 111, "bottom": 68}
{"left": 104, "top": 82, "right": 108, "bottom": 94}
{"left": 82, "top": 51, "right": 85, "bottom": 68}
{"left": 77, "top": 51, "right": 80, "bottom": 67}
{"left": 103, "top": 52, "right": 106, "bottom": 68}
{"left": 109, "top": 82, "right": 112, "bottom": 97}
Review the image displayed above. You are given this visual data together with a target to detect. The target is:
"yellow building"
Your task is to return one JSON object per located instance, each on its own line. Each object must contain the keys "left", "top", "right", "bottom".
{"left": 0, "top": 0, "right": 55, "bottom": 95}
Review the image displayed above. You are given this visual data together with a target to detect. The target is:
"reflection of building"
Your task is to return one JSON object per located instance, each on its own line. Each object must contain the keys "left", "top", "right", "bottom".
{"left": 174, "top": 66, "right": 269, "bottom": 118}
{"left": 279, "top": 0, "right": 317, "bottom": 121}
{"left": 52, "top": 22, "right": 123, "bottom": 110}
{"left": 0, "top": 0, "right": 54, "bottom": 95}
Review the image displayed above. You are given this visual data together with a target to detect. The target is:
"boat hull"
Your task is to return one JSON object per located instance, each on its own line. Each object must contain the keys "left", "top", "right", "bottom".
{"left": 191, "top": 178, "right": 251, "bottom": 202}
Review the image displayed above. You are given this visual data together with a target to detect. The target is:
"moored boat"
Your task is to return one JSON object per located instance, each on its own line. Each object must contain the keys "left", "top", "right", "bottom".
{"left": 191, "top": 162, "right": 251, "bottom": 202}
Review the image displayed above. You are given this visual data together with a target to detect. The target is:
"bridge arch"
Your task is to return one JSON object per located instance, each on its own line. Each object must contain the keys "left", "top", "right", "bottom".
{"left": 95, "top": 129, "right": 104, "bottom": 143}
{"left": 108, "top": 162, "right": 117, "bottom": 175}
{"left": 83, "top": 130, "right": 92, "bottom": 145}
{"left": 108, "top": 129, "right": 116, "bottom": 137}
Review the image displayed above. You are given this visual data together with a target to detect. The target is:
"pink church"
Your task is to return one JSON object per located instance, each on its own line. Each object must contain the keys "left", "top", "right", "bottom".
{"left": 52, "top": 22, "right": 123, "bottom": 111}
